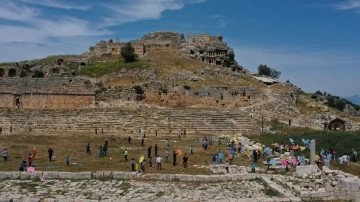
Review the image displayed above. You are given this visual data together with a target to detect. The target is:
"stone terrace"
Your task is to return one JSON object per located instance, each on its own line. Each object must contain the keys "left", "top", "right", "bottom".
{"left": 0, "top": 108, "right": 255, "bottom": 133}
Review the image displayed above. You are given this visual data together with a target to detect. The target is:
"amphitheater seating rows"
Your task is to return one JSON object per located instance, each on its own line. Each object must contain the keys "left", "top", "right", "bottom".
{"left": 0, "top": 108, "right": 256, "bottom": 134}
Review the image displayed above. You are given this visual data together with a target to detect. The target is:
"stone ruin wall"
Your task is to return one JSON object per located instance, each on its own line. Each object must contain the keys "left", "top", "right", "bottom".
{"left": 0, "top": 78, "right": 95, "bottom": 109}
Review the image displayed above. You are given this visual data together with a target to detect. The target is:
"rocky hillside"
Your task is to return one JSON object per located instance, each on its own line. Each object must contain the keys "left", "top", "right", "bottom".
{"left": 0, "top": 31, "right": 359, "bottom": 131}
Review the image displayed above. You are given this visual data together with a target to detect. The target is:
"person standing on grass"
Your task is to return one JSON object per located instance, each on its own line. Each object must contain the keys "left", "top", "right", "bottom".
{"left": 98, "top": 146, "right": 103, "bottom": 158}
{"left": 190, "top": 146, "right": 194, "bottom": 154}
{"left": 156, "top": 155, "right": 162, "bottom": 170}
{"left": 48, "top": 148, "right": 54, "bottom": 162}
{"left": 28, "top": 154, "right": 33, "bottom": 167}
{"left": 183, "top": 153, "right": 188, "bottom": 168}
{"left": 19, "top": 158, "right": 24, "bottom": 171}
{"left": 95, "top": 128, "right": 98, "bottom": 135}
{"left": 173, "top": 151, "right": 177, "bottom": 166}
{"left": 86, "top": 143, "right": 91, "bottom": 155}
{"left": 2, "top": 149, "right": 8, "bottom": 161}
{"left": 352, "top": 148, "right": 357, "bottom": 162}
{"left": 141, "top": 137, "right": 145, "bottom": 147}
{"left": 147, "top": 146, "right": 152, "bottom": 158}
{"left": 155, "top": 130, "right": 158, "bottom": 136}
{"left": 154, "top": 144, "right": 158, "bottom": 156}
{"left": 131, "top": 158, "right": 135, "bottom": 171}
{"left": 124, "top": 150, "right": 128, "bottom": 161}
{"left": 165, "top": 150, "right": 169, "bottom": 163}
{"left": 149, "top": 156, "right": 153, "bottom": 168}
{"left": 66, "top": 156, "right": 70, "bottom": 166}
{"left": 165, "top": 139, "right": 169, "bottom": 148}
{"left": 128, "top": 136, "right": 132, "bottom": 144}
{"left": 10, "top": 126, "right": 12, "bottom": 133}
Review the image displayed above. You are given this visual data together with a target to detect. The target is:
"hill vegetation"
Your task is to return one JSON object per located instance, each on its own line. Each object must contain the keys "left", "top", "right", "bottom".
{"left": 312, "top": 90, "right": 360, "bottom": 111}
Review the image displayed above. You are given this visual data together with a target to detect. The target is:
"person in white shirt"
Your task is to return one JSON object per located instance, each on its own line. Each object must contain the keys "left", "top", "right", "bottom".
{"left": 342, "top": 153, "right": 348, "bottom": 166}
{"left": 156, "top": 156, "right": 162, "bottom": 170}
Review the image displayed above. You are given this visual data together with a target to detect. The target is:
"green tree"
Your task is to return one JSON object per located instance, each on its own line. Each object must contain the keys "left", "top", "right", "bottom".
{"left": 257, "top": 64, "right": 281, "bottom": 79}
{"left": 121, "top": 42, "right": 138, "bottom": 62}
{"left": 315, "top": 90, "right": 323, "bottom": 96}
{"left": 335, "top": 100, "right": 346, "bottom": 111}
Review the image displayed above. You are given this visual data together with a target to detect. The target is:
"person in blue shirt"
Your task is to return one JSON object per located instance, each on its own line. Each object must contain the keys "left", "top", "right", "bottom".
{"left": 66, "top": 156, "right": 70, "bottom": 166}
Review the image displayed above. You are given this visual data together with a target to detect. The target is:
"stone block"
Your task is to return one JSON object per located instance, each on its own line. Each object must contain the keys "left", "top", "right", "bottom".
{"left": 207, "top": 175, "right": 220, "bottom": 183}
{"left": 2, "top": 172, "right": 21, "bottom": 179}
{"left": 0, "top": 197, "right": 13, "bottom": 202}
{"left": 124, "top": 172, "right": 135, "bottom": 179}
{"left": 42, "top": 199, "right": 56, "bottom": 202}
{"left": 273, "top": 198, "right": 291, "bottom": 202}
{"left": 42, "top": 171, "right": 59, "bottom": 179}
{"left": 23, "top": 199, "right": 41, "bottom": 202}
{"left": 144, "top": 173, "right": 162, "bottom": 180}
{"left": 72, "top": 172, "right": 91, "bottom": 179}
{"left": 295, "top": 165, "right": 318, "bottom": 176}
{"left": 289, "top": 197, "right": 302, "bottom": 202}
{"left": 95, "top": 171, "right": 104, "bottom": 179}
{"left": 162, "top": 174, "right": 171, "bottom": 181}
{"left": 177, "top": 174, "right": 194, "bottom": 182}
{"left": 195, "top": 175, "right": 209, "bottom": 183}
{"left": 103, "top": 171, "right": 113, "bottom": 179}
{"left": 310, "top": 189, "right": 331, "bottom": 198}
{"left": 30, "top": 172, "right": 43, "bottom": 180}
{"left": 57, "top": 172, "right": 73, "bottom": 179}
{"left": 113, "top": 171, "right": 125, "bottom": 179}
{"left": 20, "top": 172, "right": 31, "bottom": 180}
{"left": 300, "top": 191, "right": 311, "bottom": 198}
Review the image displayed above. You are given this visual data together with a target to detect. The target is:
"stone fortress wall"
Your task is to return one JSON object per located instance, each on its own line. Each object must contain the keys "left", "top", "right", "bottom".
{"left": 0, "top": 77, "right": 95, "bottom": 109}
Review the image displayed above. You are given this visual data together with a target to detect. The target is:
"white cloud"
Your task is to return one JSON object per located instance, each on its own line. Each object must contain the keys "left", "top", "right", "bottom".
{"left": 0, "top": 0, "right": 40, "bottom": 22}
{"left": 16, "top": 0, "right": 91, "bottom": 10}
{"left": 334, "top": 0, "right": 360, "bottom": 10}
{"left": 0, "top": 0, "right": 207, "bottom": 63}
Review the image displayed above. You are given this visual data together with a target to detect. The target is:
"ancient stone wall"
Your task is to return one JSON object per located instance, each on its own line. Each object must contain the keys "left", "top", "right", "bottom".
{"left": 0, "top": 78, "right": 95, "bottom": 109}
{"left": 20, "top": 94, "right": 95, "bottom": 109}
{"left": 0, "top": 94, "right": 13, "bottom": 108}
{"left": 0, "top": 108, "right": 255, "bottom": 133}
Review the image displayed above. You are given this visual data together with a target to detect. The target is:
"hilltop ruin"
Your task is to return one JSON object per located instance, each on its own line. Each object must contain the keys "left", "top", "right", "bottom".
{"left": 89, "top": 31, "right": 240, "bottom": 69}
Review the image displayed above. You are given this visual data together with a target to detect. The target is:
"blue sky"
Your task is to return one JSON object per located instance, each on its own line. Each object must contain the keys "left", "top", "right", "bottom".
{"left": 0, "top": 0, "right": 359, "bottom": 96}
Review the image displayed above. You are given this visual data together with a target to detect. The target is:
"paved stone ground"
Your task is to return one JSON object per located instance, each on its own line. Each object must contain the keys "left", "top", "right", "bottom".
{"left": 0, "top": 179, "right": 277, "bottom": 201}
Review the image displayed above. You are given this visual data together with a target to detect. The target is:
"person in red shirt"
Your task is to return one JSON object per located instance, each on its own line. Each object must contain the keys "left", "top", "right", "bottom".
{"left": 28, "top": 154, "right": 33, "bottom": 167}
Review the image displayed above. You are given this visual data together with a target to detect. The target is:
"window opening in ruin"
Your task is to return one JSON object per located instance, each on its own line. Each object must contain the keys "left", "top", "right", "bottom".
{"left": 15, "top": 97, "right": 20, "bottom": 108}
{"left": 216, "top": 61, "right": 221, "bottom": 65}
{"left": 194, "top": 93, "right": 199, "bottom": 95}
{"left": 0, "top": 68, "right": 4, "bottom": 77}
{"left": 208, "top": 93, "right": 210, "bottom": 96}
{"left": 69, "top": 79, "right": 72, "bottom": 83}
{"left": 202, "top": 58, "right": 205, "bottom": 61}
{"left": 52, "top": 68, "right": 60, "bottom": 74}
{"left": 190, "top": 50, "right": 195, "bottom": 54}
{"left": 216, "top": 100, "right": 219, "bottom": 103}
{"left": 165, "top": 44, "right": 170, "bottom": 47}
{"left": 57, "top": 58, "right": 64, "bottom": 66}
{"left": 8, "top": 69, "right": 16, "bottom": 77}
{"left": 199, "top": 50, "right": 204, "bottom": 54}
{"left": 80, "top": 62, "right": 86, "bottom": 67}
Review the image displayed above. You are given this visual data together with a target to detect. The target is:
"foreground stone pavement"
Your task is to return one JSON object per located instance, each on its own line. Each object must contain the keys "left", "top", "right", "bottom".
{"left": 0, "top": 179, "right": 299, "bottom": 202}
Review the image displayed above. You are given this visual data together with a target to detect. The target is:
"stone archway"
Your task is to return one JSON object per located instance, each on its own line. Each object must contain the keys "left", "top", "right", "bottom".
{"left": 8, "top": 69, "right": 16, "bottom": 77}
{"left": 0, "top": 68, "right": 4, "bottom": 77}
